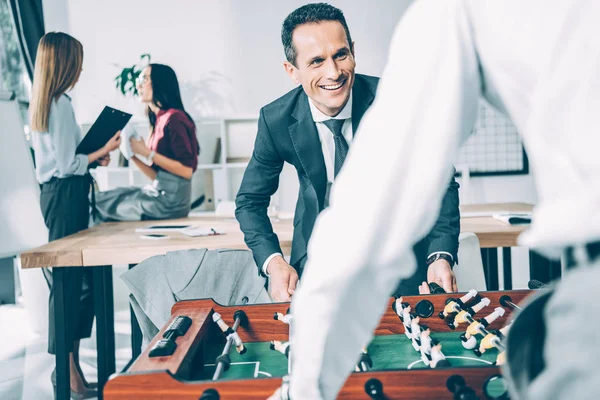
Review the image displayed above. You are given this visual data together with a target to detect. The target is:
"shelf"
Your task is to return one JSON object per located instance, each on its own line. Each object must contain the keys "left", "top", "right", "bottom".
{"left": 196, "top": 163, "right": 224, "bottom": 170}
{"left": 225, "top": 162, "right": 249, "bottom": 169}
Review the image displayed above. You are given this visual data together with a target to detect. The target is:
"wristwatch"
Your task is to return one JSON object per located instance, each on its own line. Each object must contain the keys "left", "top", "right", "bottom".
{"left": 426, "top": 252, "right": 454, "bottom": 267}
{"left": 147, "top": 150, "right": 156, "bottom": 163}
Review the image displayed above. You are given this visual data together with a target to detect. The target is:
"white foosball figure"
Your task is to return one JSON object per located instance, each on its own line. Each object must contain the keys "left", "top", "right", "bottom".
{"left": 419, "top": 326, "right": 432, "bottom": 366}
{"left": 402, "top": 305, "right": 413, "bottom": 339}
{"left": 274, "top": 312, "right": 294, "bottom": 324}
{"left": 410, "top": 315, "right": 422, "bottom": 351}
{"left": 393, "top": 297, "right": 404, "bottom": 321}
{"left": 213, "top": 312, "right": 246, "bottom": 354}
{"left": 430, "top": 339, "right": 451, "bottom": 368}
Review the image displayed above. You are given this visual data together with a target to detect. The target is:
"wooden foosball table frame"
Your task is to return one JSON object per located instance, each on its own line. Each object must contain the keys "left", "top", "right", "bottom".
{"left": 104, "top": 290, "right": 532, "bottom": 399}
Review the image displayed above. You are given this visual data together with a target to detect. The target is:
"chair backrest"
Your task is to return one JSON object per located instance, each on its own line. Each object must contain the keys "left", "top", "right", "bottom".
{"left": 0, "top": 94, "right": 48, "bottom": 258}
{"left": 454, "top": 232, "right": 487, "bottom": 291}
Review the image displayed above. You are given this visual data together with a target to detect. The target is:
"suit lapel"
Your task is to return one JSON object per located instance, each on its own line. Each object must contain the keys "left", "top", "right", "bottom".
{"left": 351, "top": 76, "right": 376, "bottom": 136}
{"left": 289, "top": 92, "right": 328, "bottom": 210}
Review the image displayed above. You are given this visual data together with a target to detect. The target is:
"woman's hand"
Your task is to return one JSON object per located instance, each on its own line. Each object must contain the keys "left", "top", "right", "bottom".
{"left": 98, "top": 154, "right": 111, "bottom": 166}
{"left": 130, "top": 137, "right": 151, "bottom": 158}
{"left": 103, "top": 130, "right": 122, "bottom": 154}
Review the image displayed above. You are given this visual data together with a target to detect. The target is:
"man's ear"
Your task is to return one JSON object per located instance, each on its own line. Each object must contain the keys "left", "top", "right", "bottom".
{"left": 351, "top": 41, "right": 356, "bottom": 58}
{"left": 283, "top": 61, "right": 300, "bottom": 85}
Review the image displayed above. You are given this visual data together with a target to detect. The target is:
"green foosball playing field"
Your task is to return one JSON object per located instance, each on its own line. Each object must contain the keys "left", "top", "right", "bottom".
{"left": 199, "top": 331, "right": 499, "bottom": 381}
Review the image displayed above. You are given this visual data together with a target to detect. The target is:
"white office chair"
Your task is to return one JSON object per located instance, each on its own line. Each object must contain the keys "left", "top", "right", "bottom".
{"left": 453, "top": 232, "right": 487, "bottom": 291}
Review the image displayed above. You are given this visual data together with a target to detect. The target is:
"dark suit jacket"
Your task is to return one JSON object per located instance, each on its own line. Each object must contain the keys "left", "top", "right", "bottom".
{"left": 235, "top": 74, "right": 460, "bottom": 294}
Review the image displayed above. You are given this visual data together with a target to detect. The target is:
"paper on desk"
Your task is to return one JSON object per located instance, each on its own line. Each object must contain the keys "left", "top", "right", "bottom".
{"left": 180, "top": 227, "right": 225, "bottom": 237}
{"left": 492, "top": 213, "right": 532, "bottom": 225}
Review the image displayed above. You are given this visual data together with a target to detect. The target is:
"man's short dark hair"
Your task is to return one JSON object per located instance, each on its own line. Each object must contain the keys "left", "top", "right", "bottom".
{"left": 281, "top": 3, "right": 353, "bottom": 67}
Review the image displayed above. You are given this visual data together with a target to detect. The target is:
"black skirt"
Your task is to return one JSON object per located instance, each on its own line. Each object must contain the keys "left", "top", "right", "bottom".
{"left": 40, "top": 175, "right": 95, "bottom": 354}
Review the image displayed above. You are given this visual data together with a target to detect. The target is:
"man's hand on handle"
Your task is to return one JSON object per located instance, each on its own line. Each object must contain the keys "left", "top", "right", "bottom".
{"left": 267, "top": 255, "right": 299, "bottom": 302}
{"left": 419, "top": 259, "right": 457, "bottom": 294}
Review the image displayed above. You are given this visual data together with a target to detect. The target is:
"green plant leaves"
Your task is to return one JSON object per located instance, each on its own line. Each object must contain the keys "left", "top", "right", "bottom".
{"left": 114, "top": 54, "right": 151, "bottom": 97}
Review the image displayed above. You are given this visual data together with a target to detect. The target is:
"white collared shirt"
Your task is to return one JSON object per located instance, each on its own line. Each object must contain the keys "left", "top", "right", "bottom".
{"left": 289, "top": 1, "right": 600, "bottom": 399}
{"left": 31, "top": 95, "right": 89, "bottom": 184}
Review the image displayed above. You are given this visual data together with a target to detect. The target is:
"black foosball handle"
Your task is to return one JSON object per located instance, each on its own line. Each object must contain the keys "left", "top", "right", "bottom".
{"left": 446, "top": 375, "right": 479, "bottom": 400}
{"left": 199, "top": 388, "right": 220, "bottom": 400}
{"left": 364, "top": 378, "right": 385, "bottom": 400}
{"left": 233, "top": 309, "right": 249, "bottom": 328}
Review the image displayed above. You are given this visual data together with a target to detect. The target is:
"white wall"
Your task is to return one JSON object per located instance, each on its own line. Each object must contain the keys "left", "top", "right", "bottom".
{"left": 60, "top": 0, "right": 412, "bottom": 123}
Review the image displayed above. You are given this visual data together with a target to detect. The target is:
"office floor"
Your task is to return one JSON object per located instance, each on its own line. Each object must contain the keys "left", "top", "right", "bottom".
{"left": 0, "top": 266, "right": 131, "bottom": 400}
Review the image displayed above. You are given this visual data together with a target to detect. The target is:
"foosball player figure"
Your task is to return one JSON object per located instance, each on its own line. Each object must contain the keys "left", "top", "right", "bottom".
{"left": 270, "top": 340, "right": 291, "bottom": 359}
{"left": 430, "top": 339, "right": 452, "bottom": 368}
{"left": 212, "top": 312, "right": 246, "bottom": 354}
{"left": 474, "top": 324, "right": 511, "bottom": 357}
{"left": 449, "top": 297, "right": 491, "bottom": 330}
{"left": 274, "top": 312, "right": 293, "bottom": 325}
{"left": 460, "top": 307, "right": 506, "bottom": 350}
{"left": 439, "top": 289, "right": 478, "bottom": 319}
{"left": 419, "top": 325, "right": 432, "bottom": 366}
{"left": 355, "top": 347, "right": 373, "bottom": 372}
{"left": 392, "top": 296, "right": 404, "bottom": 322}
{"left": 410, "top": 315, "right": 422, "bottom": 351}
{"left": 402, "top": 304, "right": 413, "bottom": 339}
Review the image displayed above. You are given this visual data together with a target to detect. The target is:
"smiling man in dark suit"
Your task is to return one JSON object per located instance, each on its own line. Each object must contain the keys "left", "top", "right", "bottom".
{"left": 235, "top": 3, "right": 460, "bottom": 302}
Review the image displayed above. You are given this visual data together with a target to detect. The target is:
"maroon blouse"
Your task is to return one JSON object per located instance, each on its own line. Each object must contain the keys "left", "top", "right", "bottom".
{"left": 147, "top": 109, "right": 199, "bottom": 172}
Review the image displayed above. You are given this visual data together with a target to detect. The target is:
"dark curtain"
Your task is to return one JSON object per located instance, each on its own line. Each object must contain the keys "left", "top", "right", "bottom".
{"left": 9, "top": 0, "right": 44, "bottom": 80}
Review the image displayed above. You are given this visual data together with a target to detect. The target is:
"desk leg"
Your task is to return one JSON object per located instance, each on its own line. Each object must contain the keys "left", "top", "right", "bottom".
{"left": 502, "top": 247, "right": 513, "bottom": 290}
{"left": 53, "top": 268, "right": 70, "bottom": 400}
{"left": 480, "top": 248, "right": 499, "bottom": 291}
{"left": 529, "top": 250, "right": 562, "bottom": 284}
{"left": 93, "top": 266, "right": 115, "bottom": 400}
{"left": 129, "top": 264, "right": 143, "bottom": 362}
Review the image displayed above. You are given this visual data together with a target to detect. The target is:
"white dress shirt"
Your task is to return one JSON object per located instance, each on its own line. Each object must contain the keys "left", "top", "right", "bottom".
{"left": 31, "top": 95, "right": 89, "bottom": 184}
{"left": 288, "top": 1, "right": 600, "bottom": 399}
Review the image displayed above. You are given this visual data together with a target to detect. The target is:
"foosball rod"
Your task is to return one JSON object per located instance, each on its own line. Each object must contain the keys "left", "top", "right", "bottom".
{"left": 499, "top": 295, "right": 522, "bottom": 311}
{"left": 212, "top": 313, "right": 244, "bottom": 381}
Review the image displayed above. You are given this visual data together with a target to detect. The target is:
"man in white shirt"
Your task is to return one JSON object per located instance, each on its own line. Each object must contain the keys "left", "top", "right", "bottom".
{"left": 279, "top": 0, "right": 600, "bottom": 399}
{"left": 235, "top": 3, "right": 461, "bottom": 302}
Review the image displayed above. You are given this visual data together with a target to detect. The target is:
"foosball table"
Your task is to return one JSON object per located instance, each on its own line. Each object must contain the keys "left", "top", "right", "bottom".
{"left": 105, "top": 289, "right": 532, "bottom": 399}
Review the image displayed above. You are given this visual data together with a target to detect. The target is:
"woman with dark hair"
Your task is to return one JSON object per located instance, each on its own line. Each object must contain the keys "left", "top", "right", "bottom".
{"left": 94, "top": 63, "right": 200, "bottom": 221}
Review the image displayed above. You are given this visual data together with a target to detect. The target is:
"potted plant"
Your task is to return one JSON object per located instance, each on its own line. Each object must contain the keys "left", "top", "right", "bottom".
{"left": 113, "top": 54, "right": 150, "bottom": 166}
{"left": 114, "top": 53, "right": 151, "bottom": 97}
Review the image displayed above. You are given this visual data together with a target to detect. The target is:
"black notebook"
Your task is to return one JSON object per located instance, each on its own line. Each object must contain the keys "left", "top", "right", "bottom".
{"left": 76, "top": 106, "right": 132, "bottom": 155}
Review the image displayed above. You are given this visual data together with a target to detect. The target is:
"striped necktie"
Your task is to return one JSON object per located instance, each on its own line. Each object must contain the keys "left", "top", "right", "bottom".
{"left": 322, "top": 118, "right": 349, "bottom": 178}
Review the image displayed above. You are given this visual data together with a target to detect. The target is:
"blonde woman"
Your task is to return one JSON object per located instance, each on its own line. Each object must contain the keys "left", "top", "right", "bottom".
{"left": 30, "top": 32, "right": 120, "bottom": 399}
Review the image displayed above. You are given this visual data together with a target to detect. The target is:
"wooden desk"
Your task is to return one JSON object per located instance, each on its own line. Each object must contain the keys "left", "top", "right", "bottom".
{"left": 19, "top": 203, "right": 534, "bottom": 400}
{"left": 21, "top": 216, "right": 293, "bottom": 269}
{"left": 460, "top": 203, "right": 533, "bottom": 292}
{"left": 21, "top": 205, "right": 529, "bottom": 269}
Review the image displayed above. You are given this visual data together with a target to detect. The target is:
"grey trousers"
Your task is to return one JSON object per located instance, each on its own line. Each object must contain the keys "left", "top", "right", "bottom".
{"left": 504, "top": 258, "right": 600, "bottom": 399}
{"left": 94, "top": 169, "right": 191, "bottom": 222}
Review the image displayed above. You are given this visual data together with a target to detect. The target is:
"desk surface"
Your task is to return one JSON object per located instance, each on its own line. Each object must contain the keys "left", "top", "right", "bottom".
{"left": 20, "top": 203, "right": 533, "bottom": 269}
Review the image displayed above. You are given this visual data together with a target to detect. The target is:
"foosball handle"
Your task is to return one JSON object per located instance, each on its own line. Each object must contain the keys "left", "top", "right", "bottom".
{"left": 364, "top": 378, "right": 385, "bottom": 400}
{"left": 446, "top": 375, "right": 479, "bottom": 400}
{"left": 199, "top": 388, "right": 220, "bottom": 400}
{"left": 233, "top": 310, "right": 249, "bottom": 328}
